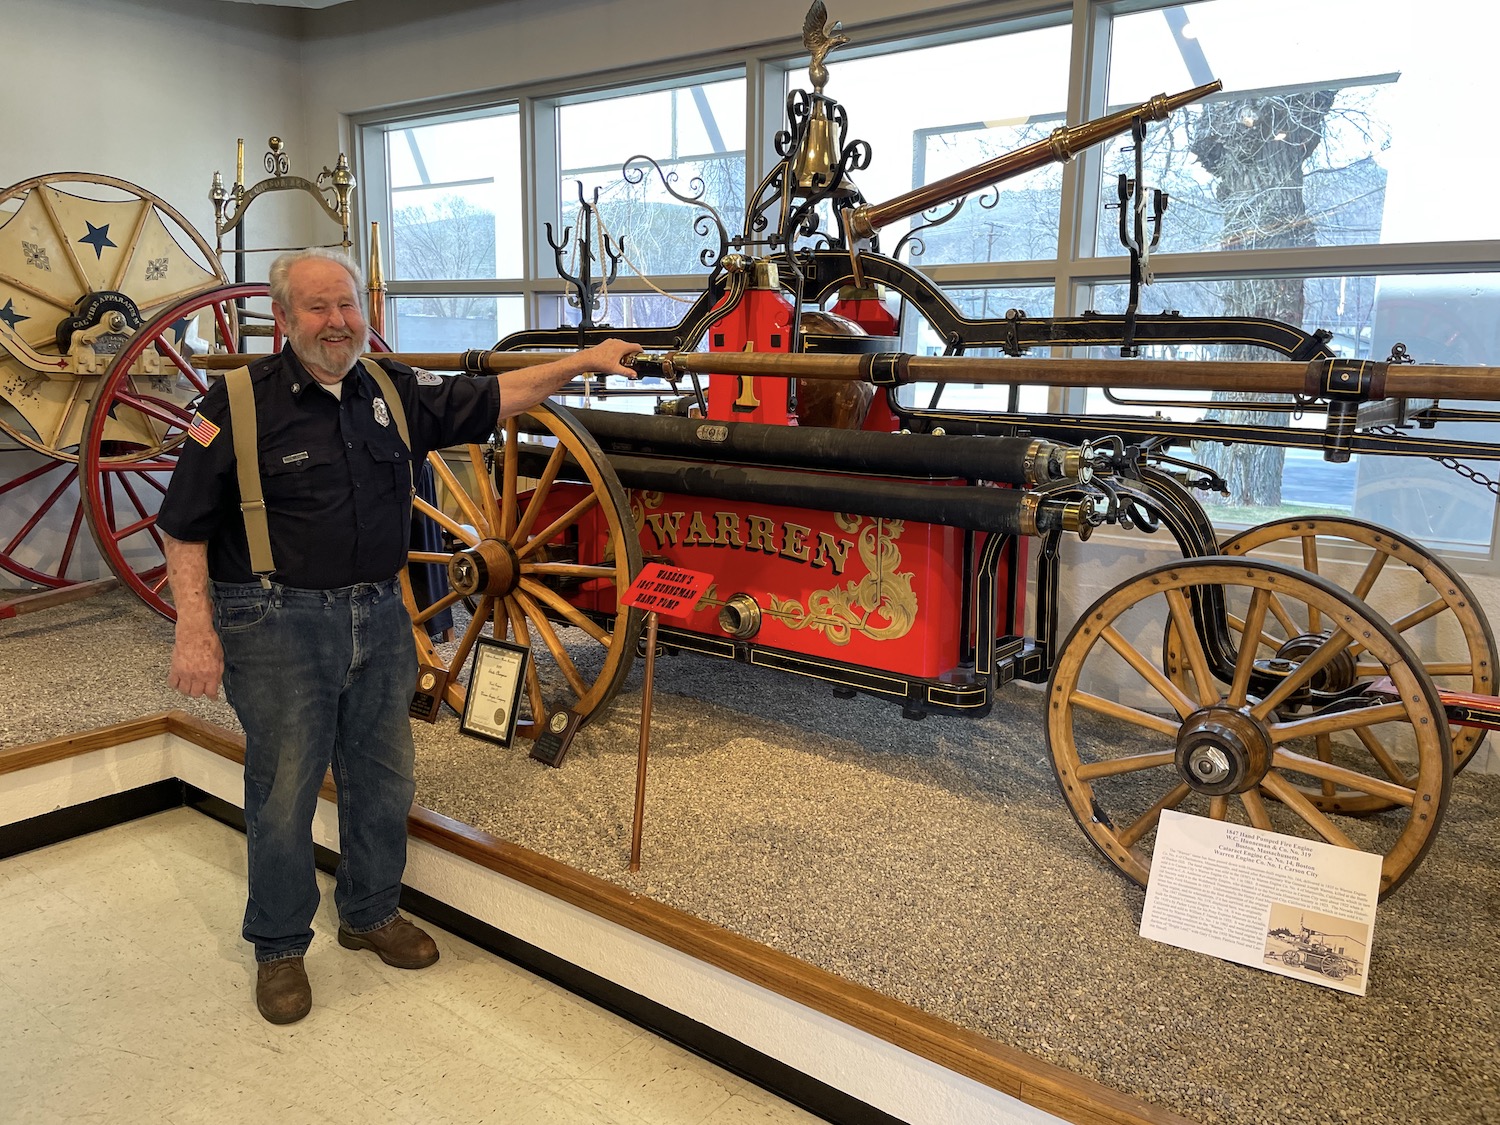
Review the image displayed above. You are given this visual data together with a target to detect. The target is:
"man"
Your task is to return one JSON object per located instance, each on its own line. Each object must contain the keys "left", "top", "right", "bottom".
{"left": 158, "top": 247, "right": 640, "bottom": 1025}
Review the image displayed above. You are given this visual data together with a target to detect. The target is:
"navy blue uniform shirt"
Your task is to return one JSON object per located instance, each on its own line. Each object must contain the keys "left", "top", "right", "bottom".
{"left": 157, "top": 346, "right": 501, "bottom": 589}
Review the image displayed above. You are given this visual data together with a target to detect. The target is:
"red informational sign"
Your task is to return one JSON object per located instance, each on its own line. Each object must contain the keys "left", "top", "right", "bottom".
{"left": 621, "top": 562, "right": 712, "bottom": 618}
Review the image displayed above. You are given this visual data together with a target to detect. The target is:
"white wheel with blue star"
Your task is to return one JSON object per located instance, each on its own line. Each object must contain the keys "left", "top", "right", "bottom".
{"left": 0, "top": 173, "right": 226, "bottom": 586}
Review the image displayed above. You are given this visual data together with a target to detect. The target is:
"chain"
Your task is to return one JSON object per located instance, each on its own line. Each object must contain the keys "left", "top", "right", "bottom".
{"left": 1368, "top": 425, "right": 1500, "bottom": 497}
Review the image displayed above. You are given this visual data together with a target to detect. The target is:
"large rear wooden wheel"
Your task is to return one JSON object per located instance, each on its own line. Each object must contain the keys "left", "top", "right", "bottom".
{"left": 405, "top": 403, "right": 642, "bottom": 739}
{"left": 1207, "top": 517, "right": 1494, "bottom": 777}
{"left": 1049, "top": 558, "right": 1451, "bottom": 899}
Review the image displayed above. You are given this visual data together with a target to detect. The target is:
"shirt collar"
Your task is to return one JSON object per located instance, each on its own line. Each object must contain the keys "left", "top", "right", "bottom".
{"left": 280, "top": 344, "right": 370, "bottom": 400}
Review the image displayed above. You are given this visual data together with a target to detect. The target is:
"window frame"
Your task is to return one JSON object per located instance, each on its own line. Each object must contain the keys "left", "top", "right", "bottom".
{"left": 349, "top": 0, "right": 1500, "bottom": 571}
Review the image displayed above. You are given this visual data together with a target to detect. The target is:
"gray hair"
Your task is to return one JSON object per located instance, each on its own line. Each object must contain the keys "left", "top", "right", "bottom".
{"left": 267, "top": 247, "right": 366, "bottom": 310}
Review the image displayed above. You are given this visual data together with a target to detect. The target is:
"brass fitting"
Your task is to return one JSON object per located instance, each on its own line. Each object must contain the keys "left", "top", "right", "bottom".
{"left": 718, "top": 593, "right": 763, "bottom": 639}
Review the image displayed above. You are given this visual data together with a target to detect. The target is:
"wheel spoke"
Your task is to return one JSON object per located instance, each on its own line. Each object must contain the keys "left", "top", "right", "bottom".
{"left": 108, "top": 388, "right": 191, "bottom": 432}
{"left": 514, "top": 588, "right": 589, "bottom": 697}
{"left": 1299, "top": 534, "right": 1322, "bottom": 631}
{"left": 425, "top": 451, "right": 487, "bottom": 533}
{"left": 505, "top": 596, "right": 545, "bottom": 724}
{"left": 447, "top": 596, "right": 493, "bottom": 687}
{"left": 6, "top": 464, "right": 79, "bottom": 552}
{"left": 411, "top": 587, "right": 465, "bottom": 627}
{"left": 1117, "top": 782, "right": 1192, "bottom": 848}
{"left": 500, "top": 418, "right": 519, "bottom": 539}
{"left": 1354, "top": 724, "right": 1413, "bottom": 785}
{"left": 1259, "top": 772, "right": 1359, "bottom": 848}
{"left": 1164, "top": 587, "right": 1218, "bottom": 706}
{"left": 111, "top": 200, "right": 152, "bottom": 291}
{"left": 522, "top": 562, "right": 620, "bottom": 581}
{"left": 1066, "top": 690, "right": 1182, "bottom": 738}
{"left": 412, "top": 495, "right": 479, "bottom": 546}
{"left": 518, "top": 577, "right": 612, "bottom": 644}
{"left": 1207, "top": 795, "right": 1229, "bottom": 820}
{"left": 1269, "top": 701, "right": 1411, "bottom": 741}
{"left": 1074, "top": 750, "right": 1177, "bottom": 781}
{"left": 1101, "top": 624, "right": 1198, "bottom": 719}
{"left": 512, "top": 443, "right": 567, "bottom": 545}
{"left": 1271, "top": 747, "right": 1417, "bottom": 808}
{"left": 1350, "top": 549, "right": 1390, "bottom": 601}
{"left": 1266, "top": 591, "right": 1301, "bottom": 636}
{"left": 514, "top": 491, "right": 600, "bottom": 561}
{"left": 151, "top": 334, "right": 211, "bottom": 396}
{"left": 1228, "top": 586, "right": 1273, "bottom": 707}
{"left": 1384, "top": 596, "right": 1448, "bottom": 636}
{"left": 1251, "top": 630, "right": 1357, "bottom": 719}
{"left": 1239, "top": 788, "right": 1274, "bottom": 830}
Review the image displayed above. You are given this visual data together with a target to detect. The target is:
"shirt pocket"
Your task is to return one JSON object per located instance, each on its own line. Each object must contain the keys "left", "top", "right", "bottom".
{"left": 260, "top": 447, "right": 338, "bottom": 506}
{"left": 364, "top": 437, "right": 413, "bottom": 495}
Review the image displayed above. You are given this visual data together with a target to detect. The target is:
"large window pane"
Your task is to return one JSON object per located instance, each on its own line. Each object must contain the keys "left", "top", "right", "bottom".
{"left": 556, "top": 79, "right": 746, "bottom": 277}
{"left": 386, "top": 111, "right": 523, "bottom": 280}
{"left": 788, "top": 26, "right": 1071, "bottom": 264}
{"left": 1077, "top": 275, "right": 1500, "bottom": 550}
{"left": 1098, "top": 0, "right": 1500, "bottom": 256}
{"left": 893, "top": 284, "right": 1056, "bottom": 412}
{"left": 387, "top": 294, "right": 524, "bottom": 351}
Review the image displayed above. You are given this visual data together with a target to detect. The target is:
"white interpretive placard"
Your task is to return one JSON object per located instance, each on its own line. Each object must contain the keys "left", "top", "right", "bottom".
{"left": 1140, "top": 810, "right": 1380, "bottom": 995}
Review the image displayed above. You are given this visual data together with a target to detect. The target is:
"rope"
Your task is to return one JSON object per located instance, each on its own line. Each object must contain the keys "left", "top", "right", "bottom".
{"left": 592, "top": 207, "right": 691, "bottom": 304}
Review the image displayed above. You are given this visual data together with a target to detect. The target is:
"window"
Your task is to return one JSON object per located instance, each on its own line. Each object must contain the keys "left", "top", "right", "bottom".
{"left": 786, "top": 25, "right": 1071, "bottom": 262}
{"left": 352, "top": 0, "right": 1500, "bottom": 563}
{"left": 555, "top": 78, "right": 746, "bottom": 278}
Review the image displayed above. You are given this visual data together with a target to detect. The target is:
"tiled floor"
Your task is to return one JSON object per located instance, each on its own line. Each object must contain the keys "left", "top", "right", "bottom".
{"left": 0, "top": 809, "right": 825, "bottom": 1125}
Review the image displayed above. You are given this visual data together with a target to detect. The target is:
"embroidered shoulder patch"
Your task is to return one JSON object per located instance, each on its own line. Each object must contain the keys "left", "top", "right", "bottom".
{"left": 187, "top": 413, "right": 220, "bottom": 448}
{"left": 414, "top": 368, "right": 442, "bottom": 386}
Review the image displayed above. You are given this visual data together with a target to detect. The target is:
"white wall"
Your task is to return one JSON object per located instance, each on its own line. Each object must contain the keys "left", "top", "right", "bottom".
{"left": 1, "top": 0, "right": 312, "bottom": 255}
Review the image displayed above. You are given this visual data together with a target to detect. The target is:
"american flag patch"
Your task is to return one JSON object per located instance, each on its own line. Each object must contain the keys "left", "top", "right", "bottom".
{"left": 187, "top": 413, "right": 220, "bottom": 448}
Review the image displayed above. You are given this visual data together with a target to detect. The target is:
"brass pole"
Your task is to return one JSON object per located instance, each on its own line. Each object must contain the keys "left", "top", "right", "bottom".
{"left": 628, "top": 610, "right": 661, "bottom": 873}
{"left": 844, "top": 81, "right": 1222, "bottom": 241}
{"left": 188, "top": 348, "right": 1500, "bottom": 403}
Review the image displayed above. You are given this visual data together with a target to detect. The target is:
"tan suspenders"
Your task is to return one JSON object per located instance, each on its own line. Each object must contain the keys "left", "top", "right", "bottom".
{"left": 222, "top": 358, "right": 413, "bottom": 587}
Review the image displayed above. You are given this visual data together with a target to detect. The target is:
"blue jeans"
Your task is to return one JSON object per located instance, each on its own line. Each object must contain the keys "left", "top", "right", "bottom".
{"left": 214, "top": 577, "right": 418, "bottom": 962}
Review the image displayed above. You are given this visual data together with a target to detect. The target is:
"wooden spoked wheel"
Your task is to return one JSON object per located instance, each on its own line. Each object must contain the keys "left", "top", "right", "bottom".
{"left": 1205, "top": 517, "right": 1494, "bottom": 779}
{"left": 405, "top": 403, "right": 643, "bottom": 739}
{"left": 78, "top": 284, "right": 273, "bottom": 617}
{"left": 1048, "top": 559, "right": 1451, "bottom": 899}
{"left": 0, "top": 173, "right": 227, "bottom": 585}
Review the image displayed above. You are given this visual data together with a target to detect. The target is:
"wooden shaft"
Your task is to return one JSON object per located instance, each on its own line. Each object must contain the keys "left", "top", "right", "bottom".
{"left": 0, "top": 578, "right": 120, "bottom": 621}
{"left": 847, "top": 81, "right": 1221, "bottom": 239}
{"left": 189, "top": 347, "right": 1500, "bottom": 402}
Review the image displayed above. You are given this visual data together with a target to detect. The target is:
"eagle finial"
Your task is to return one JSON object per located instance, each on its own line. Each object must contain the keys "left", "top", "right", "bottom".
{"left": 803, "top": 1, "right": 851, "bottom": 95}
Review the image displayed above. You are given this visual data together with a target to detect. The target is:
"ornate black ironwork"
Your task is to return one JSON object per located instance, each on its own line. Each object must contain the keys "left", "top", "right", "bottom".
{"left": 544, "top": 182, "right": 624, "bottom": 331}
{"left": 620, "top": 154, "right": 730, "bottom": 279}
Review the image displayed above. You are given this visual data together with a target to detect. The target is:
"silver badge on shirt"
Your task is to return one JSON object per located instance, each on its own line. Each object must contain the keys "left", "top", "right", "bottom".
{"left": 415, "top": 368, "right": 442, "bottom": 387}
{"left": 373, "top": 397, "right": 391, "bottom": 427}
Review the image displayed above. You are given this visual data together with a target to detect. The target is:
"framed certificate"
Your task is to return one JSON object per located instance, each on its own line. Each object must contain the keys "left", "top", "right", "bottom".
{"left": 459, "top": 637, "right": 530, "bottom": 747}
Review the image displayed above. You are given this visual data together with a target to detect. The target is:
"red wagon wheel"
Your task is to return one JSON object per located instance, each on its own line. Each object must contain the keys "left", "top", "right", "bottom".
{"left": 0, "top": 172, "right": 227, "bottom": 587}
{"left": 78, "top": 283, "right": 273, "bottom": 616}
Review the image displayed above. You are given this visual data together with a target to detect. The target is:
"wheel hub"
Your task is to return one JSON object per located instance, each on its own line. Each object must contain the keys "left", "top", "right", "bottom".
{"left": 1252, "top": 631, "right": 1359, "bottom": 704}
{"left": 1175, "top": 705, "right": 1274, "bottom": 795}
{"left": 447, "top": 538, "right": 520, "bottom": 598}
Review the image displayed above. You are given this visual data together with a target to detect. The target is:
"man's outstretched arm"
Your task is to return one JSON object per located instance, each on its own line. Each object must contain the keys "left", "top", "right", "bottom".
{"left": 496, "top": 338, "right": 642, "bottom": 422}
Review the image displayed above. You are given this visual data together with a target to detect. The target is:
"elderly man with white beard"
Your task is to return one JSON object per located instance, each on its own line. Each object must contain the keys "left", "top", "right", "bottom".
{"left": 157, "top": 247, "right": 640, "bottom": 1024}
